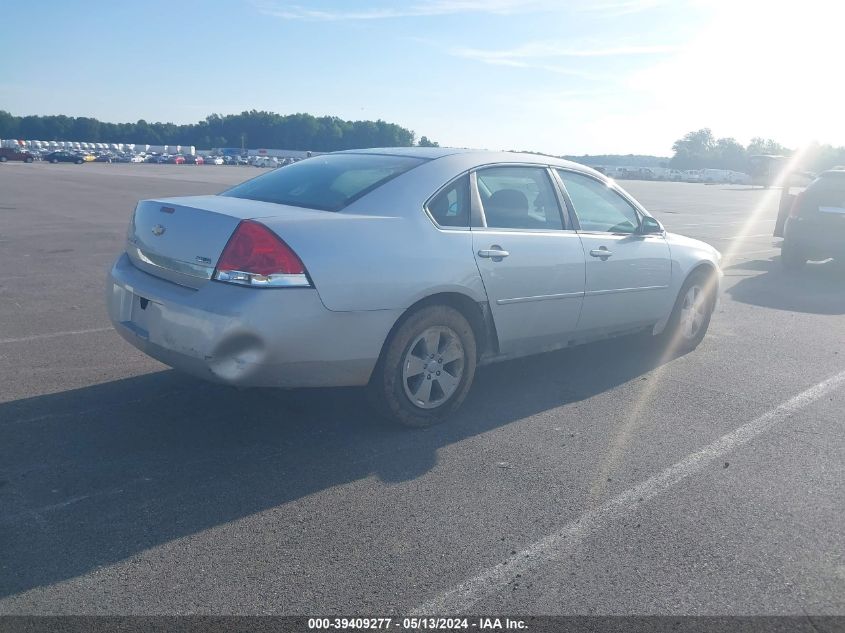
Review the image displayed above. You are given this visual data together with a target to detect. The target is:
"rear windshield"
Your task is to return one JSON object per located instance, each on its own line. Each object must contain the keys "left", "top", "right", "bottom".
{"left": 806, "top": 173, "right": 845, "bottom": 207}
{"left": 221, "top": 153, "right": 427, "bottom": 211}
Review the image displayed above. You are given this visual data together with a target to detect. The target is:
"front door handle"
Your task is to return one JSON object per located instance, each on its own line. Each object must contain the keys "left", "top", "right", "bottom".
{"left": 478, "top": 247, "right": 509, "bottom": 260}
{"left": 590, "top": 247, "right": 613, "bottom": 260}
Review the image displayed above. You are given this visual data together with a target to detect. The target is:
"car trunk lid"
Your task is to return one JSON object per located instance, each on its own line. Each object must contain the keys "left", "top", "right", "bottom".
{"left": 127, "top": 195, "right": 317, "bottom": 289}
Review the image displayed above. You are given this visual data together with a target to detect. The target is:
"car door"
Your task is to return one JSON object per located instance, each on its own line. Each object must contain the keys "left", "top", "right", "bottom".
{"left": 554, "top": 169, "right": 672, "bottom": 334}
{"left": 471, "top": 165, "right": 585, "bottom": 356}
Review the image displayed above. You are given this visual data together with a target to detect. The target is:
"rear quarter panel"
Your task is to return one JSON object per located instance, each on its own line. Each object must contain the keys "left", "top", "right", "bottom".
{"left": 261, "top": 211, "right": 485, "bottom": 312}
{"left": 261, "top": 156, "right": 490, "bottom": 313}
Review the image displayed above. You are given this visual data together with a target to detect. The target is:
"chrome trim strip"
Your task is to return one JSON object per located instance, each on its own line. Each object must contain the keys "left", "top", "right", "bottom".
{"left": 127, "top": 243, "right": 214, "bottom": 279}
{"left": 497, "top": 291, "right": 584, "bottom": 305}
{"left": 585, "top": 285, "right": 669, "bottom": 297}
{"left": 472, "top": 227, "right": 580, "bottom": 235}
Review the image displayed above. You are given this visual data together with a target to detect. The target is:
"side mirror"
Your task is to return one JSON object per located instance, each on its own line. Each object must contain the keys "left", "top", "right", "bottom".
{"left": 640, "top": 216, "right": 663, "bottom": 235}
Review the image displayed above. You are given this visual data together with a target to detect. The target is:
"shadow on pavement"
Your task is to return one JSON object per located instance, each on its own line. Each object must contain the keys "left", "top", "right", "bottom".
{"left": 0, "top": 333, "right": 677, "bottom": 598}
{"left": 725, "top": 257, "right": 845, "bottom": 315}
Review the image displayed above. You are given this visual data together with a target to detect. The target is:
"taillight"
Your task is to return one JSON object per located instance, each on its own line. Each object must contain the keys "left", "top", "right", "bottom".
{"left": 214, "top": 220, "right": 310, "bottom": 287}
{"left": 789, "top": 191, "right": 805, "bottom": 219}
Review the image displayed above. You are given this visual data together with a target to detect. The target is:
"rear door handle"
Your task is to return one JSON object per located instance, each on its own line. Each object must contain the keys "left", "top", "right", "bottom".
{"left": 478, "top": 248, "right": 509, "bottom": 259}
{"left": 590, "top": 248, "right": 613, "bottom": 259}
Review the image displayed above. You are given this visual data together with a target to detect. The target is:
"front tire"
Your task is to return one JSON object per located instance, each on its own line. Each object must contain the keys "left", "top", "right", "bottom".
{"left": 0, "top": 156, "right": 7, "bottom": 163}
{"left": 369, "top": 305, "right": 477, "bottom": 428}
{"left": 50, "top": 158, "right": 58, "bottom": 164}
{"left": 25, "top": 157, "right": 33, "bottom": 163}
{"left": 659, "top": 270, "right": 716, "bottom": 353}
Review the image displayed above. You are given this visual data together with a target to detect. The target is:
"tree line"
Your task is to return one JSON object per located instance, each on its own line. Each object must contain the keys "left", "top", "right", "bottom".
{"left": 670, "top": 128, "right": 845, "bottom": 173}
{"left": 0, "top": 110, "right": 439, "bottom": 151}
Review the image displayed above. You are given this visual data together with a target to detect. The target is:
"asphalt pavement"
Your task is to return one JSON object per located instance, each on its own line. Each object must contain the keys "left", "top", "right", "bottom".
{"left": 0, "top": 163, "right": 842, "bottom": 616}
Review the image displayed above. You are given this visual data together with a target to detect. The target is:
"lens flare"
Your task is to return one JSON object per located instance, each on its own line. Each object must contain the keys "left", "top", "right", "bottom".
{"left": 586, "top": 150, "right": 812, "bottom": 503}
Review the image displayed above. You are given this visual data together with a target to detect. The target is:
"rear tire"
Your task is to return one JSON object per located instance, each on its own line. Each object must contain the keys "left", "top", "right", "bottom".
{"left": 0, "top": 156, "right": 7, "bottom": 162}
{"left": 781, "top": 238, "right": 807, "bottom": 271}
{"left": 368, "top": 305, "right": 477, "bottom": 428}
{"left": 658, "top": 270, "right": 716, "bottom": 353}
{"left": 50, "top": 158, "right": 58, "bottom": 164}
{"left": 25, "top": 157, "right": 33, "bottom": 163}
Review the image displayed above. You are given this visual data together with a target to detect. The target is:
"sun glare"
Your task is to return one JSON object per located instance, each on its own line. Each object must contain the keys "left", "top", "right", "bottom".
{"left": 627, "top": 0, "right": 845, "bottom": 149}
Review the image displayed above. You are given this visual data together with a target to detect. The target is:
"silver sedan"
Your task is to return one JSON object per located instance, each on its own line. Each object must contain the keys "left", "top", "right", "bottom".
{"left": 107, "top": 148, "right": 721, "bottom": 426}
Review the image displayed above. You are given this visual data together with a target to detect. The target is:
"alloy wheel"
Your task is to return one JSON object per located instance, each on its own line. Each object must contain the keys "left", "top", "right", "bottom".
{"left": 402, "top": 326, "right": 465, "bottom": 409}
{"left": 679, "top": 285, "right": 707, "bottom": 339}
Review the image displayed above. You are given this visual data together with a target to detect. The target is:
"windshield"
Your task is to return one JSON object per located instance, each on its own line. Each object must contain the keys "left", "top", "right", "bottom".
{"left": 221, "top": 153, "right": 427, "bottom": 211}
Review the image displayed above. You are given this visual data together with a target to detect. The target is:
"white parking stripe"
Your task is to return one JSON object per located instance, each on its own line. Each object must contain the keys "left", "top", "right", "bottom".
{"left": 0, "top": 327, "right": 112, "bottom": 345}
{"left": 411, "top": 369, "right": 845, "bottom": 615}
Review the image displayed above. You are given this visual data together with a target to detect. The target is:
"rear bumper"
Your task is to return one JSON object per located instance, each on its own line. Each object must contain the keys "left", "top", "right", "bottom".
{"left": 785, "top": 217, "right": 845, "bottom": 259}
{"left": 106, "top": 253, "right": 399, "bottom": 388}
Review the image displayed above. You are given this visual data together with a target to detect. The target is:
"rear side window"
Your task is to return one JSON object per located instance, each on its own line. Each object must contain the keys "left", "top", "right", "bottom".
{"left": 427, "top": 175, "right": 471, "bottom": 227}
{"left": 221, "top": 153, "right": 427, "bottom": 211}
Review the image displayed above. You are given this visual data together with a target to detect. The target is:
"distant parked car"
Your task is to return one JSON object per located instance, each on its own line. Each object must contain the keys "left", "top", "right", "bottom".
{"left": 94, "top": 154, "right": 115, "bottom": 163}
{"left": 107, "top": 148, "right": 722, "bottom": 427}
{"left": 130, "top": 155, "right": 146, "bottom": 163}
{"left": 253, "top": 156, "right": 279, "bottom": 168}
{"left": 205, "top": 156, "right": 224, "bottom": 165}
{"left": 168, "top": 155, "right": 186, "bottom": 165}
{"left": 0, "top": 147, "right": 35, "bottom": 163}
{"left": 44, "top": 151, "right": 85, "bottom": 164}
{"left": 81, "top": 153, "right": 97, "bottom": 162}
{"left": 781, "top": 169, "right": 845, "bottom": 270}
{"left": 183, "top": 155, "right": 204, "bottom": 165}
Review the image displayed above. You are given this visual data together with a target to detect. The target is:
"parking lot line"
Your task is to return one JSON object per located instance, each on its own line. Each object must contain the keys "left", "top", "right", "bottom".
{"left": 411, "top": 369, "right": 845, "bottom": 615}
{"left": 0, "top": 327, "right": 112, "bottom": 345}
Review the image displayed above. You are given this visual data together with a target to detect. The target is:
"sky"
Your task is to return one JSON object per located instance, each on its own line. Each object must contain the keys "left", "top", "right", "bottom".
{"left": 1, "top": 0, "right": 843, "bottom": 155}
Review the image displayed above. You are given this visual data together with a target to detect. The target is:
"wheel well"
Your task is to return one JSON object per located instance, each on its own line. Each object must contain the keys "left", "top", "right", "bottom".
{"left": 685, "top": 263, "right": 720, "bottom": 301}
{"left": 378, "top": 293, "right": 499, "bottom": 367}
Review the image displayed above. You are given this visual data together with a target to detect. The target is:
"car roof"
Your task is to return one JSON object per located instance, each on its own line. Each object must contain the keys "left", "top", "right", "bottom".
{"left": 337, "top": 146, "right": 473, "bottom": 159}
{"left": 335, "top": 146, "right": 600, "bottom": 175}
{"left": 819, "top": 168, "right": 845, "bottom": 178}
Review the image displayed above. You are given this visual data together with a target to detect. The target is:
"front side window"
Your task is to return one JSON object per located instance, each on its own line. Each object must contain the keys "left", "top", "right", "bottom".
{"left": 427, "top": 174, "right": 471, "bottom": 227}
{"left": 557, "top": 170, "right": 640, "bottom": 234}
{"left": 477, "top": 167, "right": 563, "bottom": 230}
{"left": 222, "top": 153, "right": 427, "bottom": 212}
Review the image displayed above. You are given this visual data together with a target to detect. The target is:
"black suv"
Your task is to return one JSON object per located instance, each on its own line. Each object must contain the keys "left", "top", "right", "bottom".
{"left": 782, "top": 169, "right": 845, "bottom": 270}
